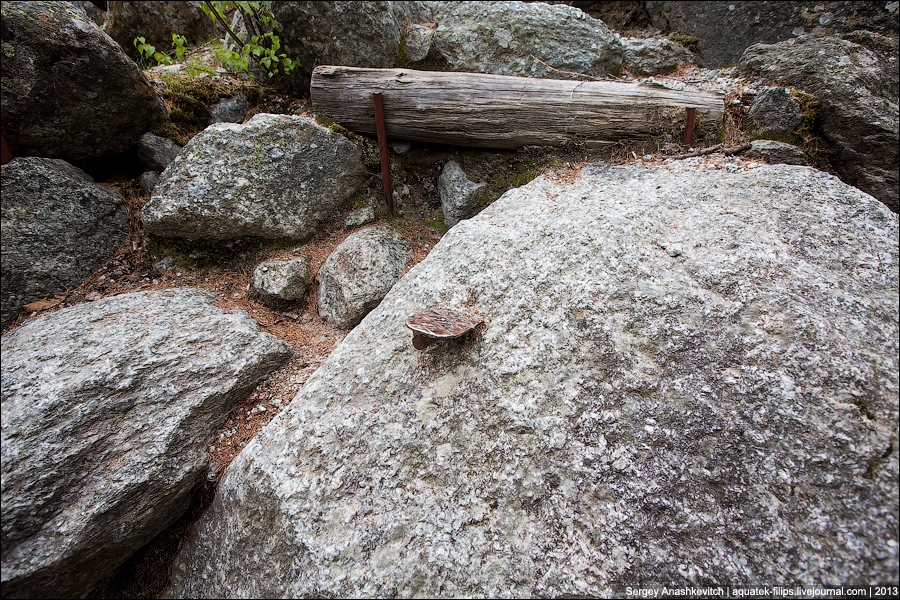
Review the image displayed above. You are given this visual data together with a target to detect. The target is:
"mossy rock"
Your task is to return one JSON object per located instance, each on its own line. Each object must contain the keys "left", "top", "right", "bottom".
{"left": 148, "top": 73, "right": 281, "bottom": 145}
{"left": 668, "top": 32, "right": 699, "bottom": 52}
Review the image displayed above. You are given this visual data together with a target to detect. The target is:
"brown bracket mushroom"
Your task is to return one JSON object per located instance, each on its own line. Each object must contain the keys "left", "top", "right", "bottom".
{"left": 406, "top": 308, "right": 484, "bottom": 350}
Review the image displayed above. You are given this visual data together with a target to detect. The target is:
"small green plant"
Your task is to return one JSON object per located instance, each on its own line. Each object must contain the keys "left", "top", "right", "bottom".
{"left": 200, "top": 1, "right": 299, "bottom": 78}
{"left": 134, "top": 33, "right": 187, "bottom": 68}
{"left": 135, "top": 2, "right": 299, "bottom": 80}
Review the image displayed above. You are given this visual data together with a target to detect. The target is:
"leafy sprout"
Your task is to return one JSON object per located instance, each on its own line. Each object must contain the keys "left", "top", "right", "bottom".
{"left": 134, "top": 1, "right": 299, "bottom": 80}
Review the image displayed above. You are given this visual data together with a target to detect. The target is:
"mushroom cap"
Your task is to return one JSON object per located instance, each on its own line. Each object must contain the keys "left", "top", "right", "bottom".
{"left": 405, "top": 308, "right": 483, "bottom": 339}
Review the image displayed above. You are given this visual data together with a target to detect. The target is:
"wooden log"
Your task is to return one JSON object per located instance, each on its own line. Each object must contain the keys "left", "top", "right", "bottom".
{"left": 311, "top": 66, "right": 724, "bottom": 149}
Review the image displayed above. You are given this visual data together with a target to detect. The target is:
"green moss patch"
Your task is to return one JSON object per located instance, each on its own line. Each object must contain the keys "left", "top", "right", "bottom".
{"left": 668, "top": 32, "right": 699, "bottom": 52}
{"left": 149, "top": 73, "right": 286, "bottom": 145}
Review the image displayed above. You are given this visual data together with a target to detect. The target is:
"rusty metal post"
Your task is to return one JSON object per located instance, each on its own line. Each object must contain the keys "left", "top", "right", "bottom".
{"left": 683, "top": 107, "right": 696, "bottom": 146}
{"left": 372, "top": 92, "right": 394, "bottom": 216}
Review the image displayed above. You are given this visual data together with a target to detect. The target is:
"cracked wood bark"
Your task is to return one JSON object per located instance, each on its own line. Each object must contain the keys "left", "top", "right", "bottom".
{"left": 311, "top": 66, "right": 724, "bottom": 149}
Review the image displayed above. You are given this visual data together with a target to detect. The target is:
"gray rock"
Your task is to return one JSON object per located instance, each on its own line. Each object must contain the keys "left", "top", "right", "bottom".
{"left": 138, "top": 132, "right": 182, "bottom": 172}
{"left": 153, "top": 256, "right": 175, "bottom": 271}
{"left": 272, "top": 1, "right": 433, "bottom": 91}
{"left": 345, "top": 206, "right": 376, "bottom": 230}
{"left": 0, "top": 1, "right": 167, "bottom": 161}
{"left": 140, "top": 170, "right": 160, "bottom": 195}
{"left": 748, "top": 87, "right": 804, "bottom": 135}
{"left": 142, "top": 114, "right": 368, "bottom": 240}
{"left": 165, "top": 163, "right": 898, "bottom": 597}
{"left": 439, "top": 160, "right": 487, "bottom": 227}
{"left": 103, "top": 1, "right": 218, "bottom": 62}
{"left": 403, "top": 23, "right": 435, "bottom": 62}
{"left": 646, "top": 1, "right": 900, "bottom": 67}
{"left": 252, "top": 257, "right": 310, "bottom": 304}
{"left": 744, "top": 139, "right": 807, "bottom": 165}
{"left": 0, "top": 288, "right": 293, "bottom": 598}
{"left": 81, "top": 0, "right": 106, "bottom": 26}
{"left": 1, "top": 158, "right": 127, "bottom": 328}
{"left": 209, "top": 95, "right": 249, "bottom": 124}
{"left": 317, "top": 226, "right": 411, "bottom": 329}
{"left": 622, "top": 37, "right": 696, "bottom": 75}
{"left": 390, "top": 140, "right": 411, "bottom": 155}
{"left": 741, "top": 33, "right": 899, "bottom": 212}
{"left": 432, "top": 1, "right": 624, "bottom": 79}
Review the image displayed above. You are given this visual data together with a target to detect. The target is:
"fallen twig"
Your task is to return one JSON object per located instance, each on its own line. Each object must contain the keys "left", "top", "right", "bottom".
{"left": 668, "top": 144, "right": 723, "bottom": 160}
{"left": 668, "top": 142, "right": 752, "bottom": 160}
{"left": 723, "top": 142, "right": 752, "bottom": 156}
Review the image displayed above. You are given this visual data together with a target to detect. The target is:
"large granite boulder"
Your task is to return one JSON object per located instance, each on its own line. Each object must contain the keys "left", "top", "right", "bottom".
{"left": 432, "top": 1, "right": 624, "bottom": 78}
{"left": 104, "top": 1, "right": 218, "bottom": 62}
{"left": 645, "top": 1, "right": 900, "bottom": 67}
{"left": 317, "top": 226, "right": 411, "bottom": 329}
{"left": 741, "top": 33, "right": 899, "bottom": 212}
{"left": 165, "top": 163, "right": 898, "bottom": 596}
{"left": 0, "top": 1, "right": 167, "bottom": 161}
{"left": 142, "top": 114, "right": 368, "bottom": 240}
{"left": 0, "top": 289, "right": 293, "bottom": 598}
{"left": 271, "top": 1, "right": 433, "bottom": 91}
{"left": 1, "top": 158, "right": 127, "bottom": 328}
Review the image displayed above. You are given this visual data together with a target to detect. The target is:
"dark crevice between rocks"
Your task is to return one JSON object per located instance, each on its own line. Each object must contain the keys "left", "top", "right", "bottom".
{"left": 853, "top": 398, "right": 877, "bottom": 422}
{"left": 86, "top": 479, "right": 216, "bottom": 599}
{"left": 71, "top": 145, "right": 145, "bottom": 182}
{"left": 863, "top": 443, "right": 894, "bottom": 480}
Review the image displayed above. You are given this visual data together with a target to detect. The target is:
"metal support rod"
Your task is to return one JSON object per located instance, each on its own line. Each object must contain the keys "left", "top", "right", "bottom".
{"left": 372, "top": 92, "right": 394, "bottom": 216}
{"left": 683, "top": 107, "right": 696, "bottom": 146}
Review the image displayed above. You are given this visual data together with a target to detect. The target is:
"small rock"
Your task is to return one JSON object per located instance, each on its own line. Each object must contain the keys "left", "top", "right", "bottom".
{"left": 138, "top": 132, "right": 182, "bottom": 172}
{"left": 438, "top": 161, "right": 487, "bottom": 227}
{"left": 154, "top": 257, "right": 175, "bottom": 271}
{"left": 345, "top": 206, "right": 376, "bottom": 230}
{"left": 623, "top": 37, "right": 696, "bottom": 76}
{"left": 404, "top": 23, "right": 435, "bottom": 62}
{"left": 748, "top": 87, "right": 803, "bottom": 135}
{"left": 252, "top": 257, "right": 311, "bottom": 305}
{"left": 140, "top": 171, "right": 160, "bottom": 196}
{"left": 744, "top": 139, "right": 807, "bottom": 166}
{"left": 209, "top": 95, "right": 249, "bottom": 124}
{"left": 317, "top": 226, "right": 411, "bottom": 329}
{"left": 390, "top": 140, "right": 411, "bottom": 155}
